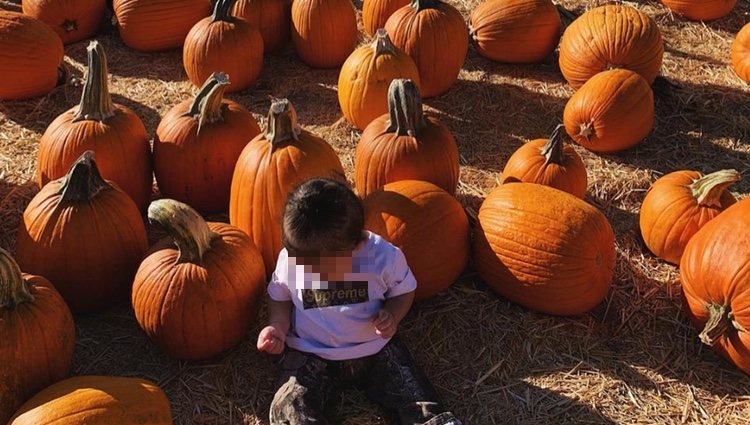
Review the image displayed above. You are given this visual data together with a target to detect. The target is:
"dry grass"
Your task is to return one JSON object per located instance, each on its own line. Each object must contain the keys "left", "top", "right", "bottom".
{"left": 2, "top": 0, "right": 750, "bottom": 423}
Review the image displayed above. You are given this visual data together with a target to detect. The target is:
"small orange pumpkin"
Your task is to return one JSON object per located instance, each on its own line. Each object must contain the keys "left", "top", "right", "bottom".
{"left": 563, "top": 69, "right": 654, "bottom": 153}
{"left": 362, "top": 0, "right": 408, "bottom": 36}
{"left": 291, "top": 0, "right": 357, "bottom": 68}
{"left": 640, "top": 169, "right": 739, "bottom": 265}
{"left": 732, "top": 23, "right": 750, "bottom": 84}
{"left": 500, "top": 125, "right": 587, "bottom": 199}
{"left": 232, "top": 0, "right": 291, "bottom": 54}
{"left": 22, "top": 0, "right": 106, "bottom": 44}
{"left": 661, "top": 0, "right": 736, "bottom": 21}
{"left": 113, "top": 0, "right": 211, "bottom": 52}
{"left": 338, "top": 29, "right": 421, "bottom": 130}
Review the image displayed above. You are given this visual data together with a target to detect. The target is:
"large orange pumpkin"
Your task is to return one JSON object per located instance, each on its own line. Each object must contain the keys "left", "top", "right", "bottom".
{"left": 132, "top": 199, "right": 266, "bottom": 360}
{"left": 661, "top": 0, "right": 736, "bottom": 21}
{"left": 0, "top": 11, "right": 64, "bottom": 100}
{"left": 113, "top": 0, "right": 211, "bottom": 52}
{"left": 385, "top": 0, "right": 469, "bottom": 97}
{"left": 355, "top": 79, "right": 459, "bottom": 197}
{"left": 363, "top": 180, "right": 470, "bottom": 301}
{"left": 232, "top": 0, "right": 291, "bottom": 54}
{"left": 732, "top": 23, "right": 750, "bottom": 84}
{"left": 473, "top": 183, "right": 615, "bottom": 316}
{"left": 154, "top": 73, "right": 260, "bottom": 214}
{"left": 640, "top": 169, "right": 739, "bottom": 265}
{"left": 338, "top": 29, "right": 421, "bottom": 130}
{"left": 8, "top": 376, "right": 173, "bottom": 424}
{"left": 22, "top": 0, "right": 105, "bottom": 44}
{"left": 469, "top": 0, "right": 561, "bottom": 63}
{"left": 563, "top": 69, "right": 654, "bottom": 153}
{"left": 362, "top": 0, "right": 408, "bottom": 36}
{"left": 37, "top": 41, "right": 153, "bottom": 211}
{"left": 680, "top": 197, "right": 750, "bottom": 374}
{"left": 16, "top": 152, "right": 148, "bottom": 313}
{"left": 229, "top": 99, "right": 346, "bottom": 276}
{"left": 558, "top": 4, "right": 663, "bottom": 89}
{"left": 291, "top": 0, "right": 357, "bottom": 68}
{"left": 183, "top": 0, "right": 264, "bottom": 92}
{"left": 500, "top": 125, "right": 587, "bottom": 199}
{"left": 0, "top": 249, "right": 75, "bottom": 425}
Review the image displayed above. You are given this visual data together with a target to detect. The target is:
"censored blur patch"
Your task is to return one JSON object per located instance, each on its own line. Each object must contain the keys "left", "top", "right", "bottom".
{"left": 301, "top": 281, "right": 369, "bottom": 309}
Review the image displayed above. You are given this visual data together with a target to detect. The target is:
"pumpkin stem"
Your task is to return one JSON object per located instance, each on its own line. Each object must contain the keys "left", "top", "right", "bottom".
{"left": 211, "top": 0, "right": 238, "bottom": 22}
{"left": 411, "top": 0, "right": 441, "bottom": 12}
{"left": 699, "top": 303, "right": 735, "bottom": 346}
{"left": 373, "top": 29, "right": 397, "bottom": 57}
{"left": 578, "top": 121, "right": 594, "bottom": 140}
{"left": 541, "top": 124, "right": 567, "bottom": 166}
{"left": 148, "top": 199, "right": 219, "bottom": 265}
{"left": 73, "top": 40, "right": 115, "bottom": 122}
{"left": 266, "top": 98, "right": 302, "bottom": 148}
{"left": 58, "top": 151, "right": 112, "bottom": 204}
{"left": 0, "top": 248, "right": 33, "bottom": 310}
{"left": 385, "top": 79, "right": 426, "bottom": 137}
{"left": 184, "top": 72, "right": 230, "bottom": 134}
{"left": 689, "top": 169, "right": 740, "bottom": 208}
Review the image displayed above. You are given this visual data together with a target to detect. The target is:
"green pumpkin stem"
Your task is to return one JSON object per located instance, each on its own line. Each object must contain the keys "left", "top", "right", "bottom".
{"left": 184, "top": 72, "right": 230, "bottom": 134}
{"left": 386, "top": 79, "right": 426, "bottom": 137}
{"left": 211, "top": 0, "right": 238, "bottom": 22}
{"left": 411, "top": 0, "right": 441, "bottom": 12}
{"left": 73, "top": 40, "right": 115, "bottom": 122}
{"left": 0, "top": 248, "right": 33, "bottom": 309}
{"left": 699, "top": 303, "right": 735, "bottom": 346}
{"left": 266, "top": 98, "right": 302, "bottom": 148}
{"left": 690, "top": 169, "right": 740, "bottom": 208}
{"left": 58, "top": 151, "right": 112, "bottom": 204}
{"left": 148, "top": 199, "right": 219, "bottom": 265}
{"left": 541, "top": 124, "right": 567, "bottom": 166}
{"left": 373, "top": 29, "right": 397, "bottom": 57}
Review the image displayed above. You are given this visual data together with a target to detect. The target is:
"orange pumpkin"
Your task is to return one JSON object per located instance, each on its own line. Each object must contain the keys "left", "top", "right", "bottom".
{"left": 291, "top": 0, "right": 357, "bottom": 68}
{"left": 385, "top": 0, "right": 468, "bottom": 97}
{"left": 183, "top": 0, "right": 264, "bottom": 92}
{"left": 154, "top": 73, "right": 260, "bottom": 214}
{"left": 16, "top": 152, "right": 149, "bottom": 313}
{"left": 680, "top": 197, "right": 750, "bottom": 374}
{"left": 232, "top": 0, "right": 291, "bottom": 54}
{"left": 363, "top": 180, "right": 470, "bottom": 301}
{"left": 732, "top": 23, "right": 750, "bottom": 84}
{"left": 563, "top": 69, "right": 654, "bottom": 153}
{"left": 473, "top": 183, "right": 615, "bottom": 316}
{"left": 230, "top": 99, "right": 346, "bottom": 276}
{"left": 355, "top": 79, "right": 459, "bottom": 197}
{"left": 338, "top": 29, "right": 421, "bottom": 130}
{"left": 113, "top": 0, "right": 211, "bottom": 52}
{"left": 558, "top": 4, "right": 663, "bottom": 89}
{"left": 469, "top": 0, "right": 561, "bottom": 63}
{"left": 36, "top": 41, "right": 153, "bottom": 211}
{"left": 640, "top": 169, "right": 739, "bottom": 265}
{"left": 500, "top": 125, "right": 587, "bottom": 199}
{"left": 22, "top": 0, "right": 105, "bottom": 44}
{"left": 362, "top": 0, "right": 408, "bottom": 36}
{"left": 9, "top": 376, "right": 173, "bottom": 424}
{"left": 661, "top": 0, "right": 736, "bottom": 21}
{"left": 0, "top": 249, "right": 75, "bottom": 425}
{"left": 0, "top": 11, "right": 63, "bottom": 100}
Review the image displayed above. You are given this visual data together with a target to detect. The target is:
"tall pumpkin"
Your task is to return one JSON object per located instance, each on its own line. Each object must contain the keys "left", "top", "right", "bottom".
{"left": 291, "top": 0, "right": 357, "bottom": 68}
{"left": 338, "top": 29, "right": 421, "bottom": 130}
{"left": 355, "top": 79, "right": 459, "bottom": 197}
{"left": 680, "top": 197, "right": 750, "bottom": 374}
{"left": 558, "top": 4, "right": 663, "bottom": 89}
{"left": 499, "top": 125, "right": 587, "bottom": 199}
{"left": 732, "top": 23, "right": 750, "bottom": 84}
{"left": 154, "top": 73, "right": 260, "bottom": 213}
{"left": 563, "top": 69, "right": 654, "bottom": 153}
{"left": 363, "top": 180, "right": 470, "bottom": 301}
{"left": 362, "top": 0, "right": 408, "bottom": 36}
{"left": 232, "top": 0, "right": 291, "bottom": 54}
{"left": 229, "top": 99, "right": 346, "bottom": 275}
{"left": 0, "top": 249, "right": 75, "bottom": 425}
{"left": 133, "top": 199, "right": 266, "bottom": 360}
{"left": 469, "top": 0, "right": 561, "bottom": 63}
{"left": 640, "top": 169, "right": 739, "bottom": 265}
{"left": 16, "top": 152, "right": 149, "bottom": 313}
{"left": 473, "top": 183, "right": 615, "bottom": 316}
{"left": 661, "top": 0, "right": 736, "bottom": 21}
{"left": 385, "top": 0, "right": 469, "bottom": 97}
{"left": 22, "top": 0, "right": 105, "bottom": 44}
{"left": 0, "top": 11, "right": 64, "bottom": 100}
{"left": 8, "top": 376, "right": 173, "bottom": 424}
{"left": 183, "top": 0, "right": 264, "bottom": 92}
{"left": 36, "top": 41, "right": 153, "bottom": 211}
{"left": 113, "top": 0, "right": 211, "bottom": 52}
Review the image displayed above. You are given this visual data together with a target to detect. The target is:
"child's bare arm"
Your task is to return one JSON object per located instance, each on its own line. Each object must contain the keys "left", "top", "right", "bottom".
{"left": 374, "top": 291, "right": 415, "bottom": 338}
{"left": 257, "top": 299, "right": 292, "bottom": 354}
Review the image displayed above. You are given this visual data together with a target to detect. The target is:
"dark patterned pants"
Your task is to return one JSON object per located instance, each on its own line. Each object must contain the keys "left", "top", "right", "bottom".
{"left": 269, "top": 337, "right": 462, "bottom": 425}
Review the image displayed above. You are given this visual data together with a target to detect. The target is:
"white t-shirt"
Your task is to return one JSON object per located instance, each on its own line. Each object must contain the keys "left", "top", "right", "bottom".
{"left": 267, "top": 231, "right": 417, "bottom": 360}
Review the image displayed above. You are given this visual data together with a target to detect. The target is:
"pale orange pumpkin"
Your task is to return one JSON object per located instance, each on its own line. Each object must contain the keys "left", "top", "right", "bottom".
{"left": 661, "top": 0, "right": 736, "bottom": 21}
{"left": 732, "top": 23, "right": 750, "bottom": 84}
{"left": 291, "top": 0, "right": 357, "bottom": 68}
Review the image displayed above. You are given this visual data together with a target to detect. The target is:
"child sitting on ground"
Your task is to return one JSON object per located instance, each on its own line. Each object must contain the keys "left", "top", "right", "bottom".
{"left": 257, "top": 178, "right": 462, "bottom": 425}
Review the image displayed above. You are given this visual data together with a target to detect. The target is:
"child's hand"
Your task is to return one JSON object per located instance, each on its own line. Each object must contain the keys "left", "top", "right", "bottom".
{"left": 257, "top": 325, "right": 286, "bottom": 354}
{"left": 373, "top": 310, "right": 397, "bottom": 339}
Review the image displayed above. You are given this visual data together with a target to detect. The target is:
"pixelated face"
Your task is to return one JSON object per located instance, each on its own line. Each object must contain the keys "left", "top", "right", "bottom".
{"left": 290, "top": 250, "right": 354, "bottom": 276}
